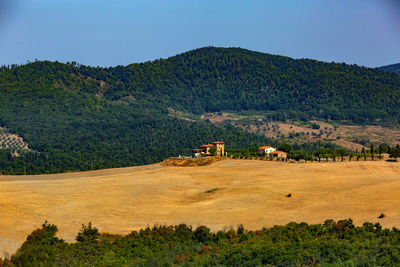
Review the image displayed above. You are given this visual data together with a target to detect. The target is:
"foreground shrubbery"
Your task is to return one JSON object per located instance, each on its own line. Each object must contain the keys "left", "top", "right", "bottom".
{"left": 2, "top": 219, "right": 400, "bottom": 266}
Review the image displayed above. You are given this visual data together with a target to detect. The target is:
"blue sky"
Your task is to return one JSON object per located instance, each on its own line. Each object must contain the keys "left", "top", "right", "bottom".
{"left": 0, "top": 0, "right": 399, "bottom": 67}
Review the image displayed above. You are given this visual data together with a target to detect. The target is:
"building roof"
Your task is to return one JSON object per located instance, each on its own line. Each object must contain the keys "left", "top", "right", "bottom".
{"left": 270, "top": 151, "right": 286, "bottom": 154}
{"left": 258, "top": 146, "right": 272, "bottom": 149}
{"left": 213, "top": 141, "right": 224, "bottom": 144}
{"left": 200, "top": 144, "right": 215, "bottom": 147}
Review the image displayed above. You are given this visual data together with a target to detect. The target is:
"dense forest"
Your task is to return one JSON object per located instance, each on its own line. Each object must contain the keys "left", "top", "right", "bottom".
{"left": 0, "top": 84, "right": 268, "bottom": 174}
{"left": 2, "top": 219, "right": 400, "bottom": 266}
{"left": 2, "top": 47, "right": 400, "bottom": 125}
{"left": 1, "top": 47, "right": 399, "bottom": 174}
{"left": 380, "top": 63, "right": 400, "bottom": 75}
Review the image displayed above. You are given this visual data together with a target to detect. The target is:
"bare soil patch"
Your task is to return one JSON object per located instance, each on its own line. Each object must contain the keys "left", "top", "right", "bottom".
{"left": 162, "top": 157, "right": 222, "bottom": 166}
{"left": 0, "top": 160, "right": 399, "bottom": 255}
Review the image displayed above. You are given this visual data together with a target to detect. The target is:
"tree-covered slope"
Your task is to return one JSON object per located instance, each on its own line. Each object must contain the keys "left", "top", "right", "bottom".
{"left": 380, "top": 63, "right": 400, "bottom": 75}
{"left": 119, "top": 47, "right": 400, "bottom": 124}
{"left": 90, "top": 47, "right": 400, "bottom": 124}
{"left": 1, "top": 47, "right": 399, "bottom": 173}
{"left": 3, "top": 47, "right": 400, "bottom": 125}
{"left": 0, "top": 75, "right": 268, "bottom": 174}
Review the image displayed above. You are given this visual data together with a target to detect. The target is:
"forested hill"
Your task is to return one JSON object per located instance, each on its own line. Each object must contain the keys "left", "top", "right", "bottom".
{"left": 0, "top": 47, "right": 400, "bottom": 174}
{"left": 380, "top": 63, "right": 400, "bottom": 75}
{"left": 3, "top": 47, "right": 400, "bottom": 125}
{"left": 0, "top": 82, "right": 268, "bottom": 174}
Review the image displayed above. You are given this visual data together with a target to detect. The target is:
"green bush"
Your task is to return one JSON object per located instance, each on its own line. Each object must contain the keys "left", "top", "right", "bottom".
{"left": 6, "top": 219, "right": 400, "bottom": 266}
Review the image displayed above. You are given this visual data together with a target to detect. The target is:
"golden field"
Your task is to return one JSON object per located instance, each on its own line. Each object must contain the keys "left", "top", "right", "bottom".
{"left": 0, "top": 159, "right": 399, "bottom": 254}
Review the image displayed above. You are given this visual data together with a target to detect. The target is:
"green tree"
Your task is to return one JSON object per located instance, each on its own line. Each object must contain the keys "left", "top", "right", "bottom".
{"left": 76, "top": 223, "right": 99, "bottom": 243}
{"left": 278, "top": 143, "right": 292, "bottom": 153}
{"left": 314, "top": 150, "right": 321, "bottom": 162}
{"left": 371, "top": 143, "right": 374, "bottom": 160}
{"left": 336, "top": 148, "right": 346, "bottom": 162}
{"left": 330, "top": 149, "right": 337, "bottom": 162}
{"left": 389, "top": 145, "right": 400, "bottom": 161}
{"left": 208, "top": 147, "right": 217, "bottom": 156}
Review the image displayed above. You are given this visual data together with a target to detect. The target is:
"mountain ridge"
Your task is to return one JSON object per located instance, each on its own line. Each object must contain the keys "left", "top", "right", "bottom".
{"left": 380, "top": 63, "right": 400, "bottom": 75}
{"left": 5, "top": 46, "right": 399, "bottom": 124}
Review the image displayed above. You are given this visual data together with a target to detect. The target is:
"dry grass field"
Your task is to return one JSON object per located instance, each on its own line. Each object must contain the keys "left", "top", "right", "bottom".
{"left": 0, "top": 159, "right": 399, "bottom": 255}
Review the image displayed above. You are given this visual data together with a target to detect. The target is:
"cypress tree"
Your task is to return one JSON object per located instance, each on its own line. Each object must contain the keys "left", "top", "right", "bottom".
{"left": 371, "top": 143, "right": 374, "bottom": 160}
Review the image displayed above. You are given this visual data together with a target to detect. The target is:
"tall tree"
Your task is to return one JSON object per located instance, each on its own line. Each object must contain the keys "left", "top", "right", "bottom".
{"left": 371, "top": 143, "right": 374, "bottom": 160}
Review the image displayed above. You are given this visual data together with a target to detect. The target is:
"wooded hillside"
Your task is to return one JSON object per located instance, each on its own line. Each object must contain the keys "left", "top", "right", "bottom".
{"left": 1, "top": 47, "right": 399, "bottom": 173}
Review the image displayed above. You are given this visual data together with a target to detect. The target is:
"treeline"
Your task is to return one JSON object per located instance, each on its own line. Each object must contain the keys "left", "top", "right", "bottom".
{"left": 226, "top": 143, "right": 400, "bottom": 162}
{"left": 2, "top": 219, "right": 400, "bottom": 266}
{"left": 290, "top": 143, "right": 400, "bottom": 162}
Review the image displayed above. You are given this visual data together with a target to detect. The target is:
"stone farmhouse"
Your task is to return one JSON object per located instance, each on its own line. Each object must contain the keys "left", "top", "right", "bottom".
{"left": 192, "top": 141, "right": 225, "bottom": 157}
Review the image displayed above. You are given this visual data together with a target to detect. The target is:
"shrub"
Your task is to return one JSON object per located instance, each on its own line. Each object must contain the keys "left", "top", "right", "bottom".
{"left": 76, "top": 223, "right": 99, "bottom": 243}
{"left": 9, "top": 219, "right": 400, "bottom": 266}
{"left": 194, "top": 226, "right": 211, "bottom": 243}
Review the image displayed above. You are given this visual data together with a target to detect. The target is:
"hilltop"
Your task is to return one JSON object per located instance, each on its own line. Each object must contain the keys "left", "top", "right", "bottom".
{"left": 380, "top": 63, "right": 400, "bottom": 75}
{"left": 0, "top": 47, "right": 400, "bottom": 174}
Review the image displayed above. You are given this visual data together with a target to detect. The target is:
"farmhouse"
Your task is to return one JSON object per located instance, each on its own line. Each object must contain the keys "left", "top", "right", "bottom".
{"left": 192, "top": 141, "right": 225, "bottom": 157}
{"left": 270, "top": 151, "right": 287, "bottom": 159}
{"left": 258, "top": 146, "right": 276, "bottom": 156}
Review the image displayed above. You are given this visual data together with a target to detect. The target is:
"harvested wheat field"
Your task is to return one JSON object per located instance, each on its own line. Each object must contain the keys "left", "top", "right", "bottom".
{"left": 1, "top": 159, "right": 400, "bottom": 254}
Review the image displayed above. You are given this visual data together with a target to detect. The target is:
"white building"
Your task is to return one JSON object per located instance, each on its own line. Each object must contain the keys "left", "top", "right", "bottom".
{"left": 258, "top": 146, "right": 276, "bottom": 156}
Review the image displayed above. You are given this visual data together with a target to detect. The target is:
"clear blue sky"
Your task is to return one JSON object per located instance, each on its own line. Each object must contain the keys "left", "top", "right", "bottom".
{"left": 0, "top": 0, "right": 399, "bottom": 67}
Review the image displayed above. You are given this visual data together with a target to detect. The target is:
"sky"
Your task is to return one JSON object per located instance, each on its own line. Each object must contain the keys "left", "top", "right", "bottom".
{"left": 0, "top": 0, "right": 399, "bottom": 68}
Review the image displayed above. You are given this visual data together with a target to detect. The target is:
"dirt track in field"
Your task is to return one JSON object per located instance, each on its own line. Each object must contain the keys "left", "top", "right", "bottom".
{"left": 1, "top": 160, "right": 399, "bottom": 254}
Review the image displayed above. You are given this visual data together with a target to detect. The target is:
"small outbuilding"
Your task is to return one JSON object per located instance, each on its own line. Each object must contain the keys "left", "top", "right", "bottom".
{"left": 269, "top": 151, "right": 287, "bottom": 159}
